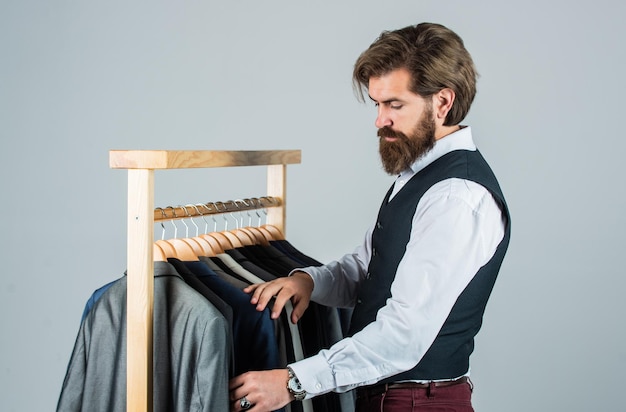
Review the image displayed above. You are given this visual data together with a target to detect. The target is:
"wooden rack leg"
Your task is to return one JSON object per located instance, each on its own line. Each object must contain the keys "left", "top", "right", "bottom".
{"left": 266, "top": 164, "right": 286, "bottom": 236}
{"left": 126, "top": 169, "right": 155, "bottom": 412}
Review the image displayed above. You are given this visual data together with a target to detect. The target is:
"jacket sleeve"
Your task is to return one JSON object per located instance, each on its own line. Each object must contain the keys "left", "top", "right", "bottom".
{"left": 56, "top": 321, "right": 87, "bottom": 412}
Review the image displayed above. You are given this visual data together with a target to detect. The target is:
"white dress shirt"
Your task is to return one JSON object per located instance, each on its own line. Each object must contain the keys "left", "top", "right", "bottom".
{"left": 289, "top": 126, "right": 506, "bottom": 397}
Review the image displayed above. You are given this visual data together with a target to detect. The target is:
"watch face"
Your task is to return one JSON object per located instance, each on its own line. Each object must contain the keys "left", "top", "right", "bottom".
{"left": 288, "top": 377, "right": 303, "bottom": 392}
{"left": 287, "top": 367, "right": 306, "bottom": 400}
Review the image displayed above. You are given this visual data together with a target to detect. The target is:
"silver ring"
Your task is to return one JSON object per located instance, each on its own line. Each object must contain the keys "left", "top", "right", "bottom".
{"left": 240, "top": 396, "right": 252, "bottom": 410}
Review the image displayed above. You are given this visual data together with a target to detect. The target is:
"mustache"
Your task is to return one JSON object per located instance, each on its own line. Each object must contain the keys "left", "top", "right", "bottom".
{"left": 377, "top": 127, "right": 407, "bottom": 140}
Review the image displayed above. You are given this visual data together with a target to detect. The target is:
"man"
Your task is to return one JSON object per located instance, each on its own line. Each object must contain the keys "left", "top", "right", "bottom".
{"left": 229, "top": 22, "right": 510, "bottom": 412}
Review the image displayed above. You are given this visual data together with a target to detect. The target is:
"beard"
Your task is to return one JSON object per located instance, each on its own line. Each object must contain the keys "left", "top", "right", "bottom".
{"left": 378, "top": 106, "right": 436, "bottom": 175}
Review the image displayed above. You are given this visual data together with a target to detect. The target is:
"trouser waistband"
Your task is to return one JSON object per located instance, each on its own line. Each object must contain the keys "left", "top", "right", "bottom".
{"left": 356, "top": 376, "right": 470, "bottom": 399}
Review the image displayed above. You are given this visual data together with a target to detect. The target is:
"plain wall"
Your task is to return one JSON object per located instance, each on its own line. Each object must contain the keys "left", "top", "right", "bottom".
{"left": 1, "top": 1, "right": 625, "bottom": 410}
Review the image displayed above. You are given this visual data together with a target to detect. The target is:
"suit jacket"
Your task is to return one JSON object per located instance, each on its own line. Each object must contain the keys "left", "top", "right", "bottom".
{"left": 166, "top": 258, "right": 236, "bottom": 376}
{"left": 199, "top": 256, "right": 250, "bottom": 290}
{"left": 57, "top": 262, "right": 230, "bottom": 412}
{"left": 181, "top": 259, "right": 280, "bottom": 375}
{"left": 269, "top": 240, "right": 323, "bottom": 267}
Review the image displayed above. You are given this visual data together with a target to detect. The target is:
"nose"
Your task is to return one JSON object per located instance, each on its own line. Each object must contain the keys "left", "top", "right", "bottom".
{"left": 375, "top": 106, "right": 392, "bottom": 129}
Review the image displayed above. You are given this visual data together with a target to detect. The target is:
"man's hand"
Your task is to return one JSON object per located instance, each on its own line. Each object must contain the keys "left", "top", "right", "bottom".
{"left": 229, "top": 369, "right": 292, "bottom": 412}
{"left": 244, "top": 271, "right": 314, "bottom": 323}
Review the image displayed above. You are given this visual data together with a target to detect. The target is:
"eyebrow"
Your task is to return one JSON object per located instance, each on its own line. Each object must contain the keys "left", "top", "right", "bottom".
{"left": 368, "top": 95, "right": 404, "bottom": 105}
{"left": 368, "top": 95, "right": 406, "bottom": 104}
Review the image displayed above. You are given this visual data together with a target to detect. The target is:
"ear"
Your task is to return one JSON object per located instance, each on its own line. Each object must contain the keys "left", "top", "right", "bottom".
{"left": 432, "top": 88, "right": 456, "bottom": 122}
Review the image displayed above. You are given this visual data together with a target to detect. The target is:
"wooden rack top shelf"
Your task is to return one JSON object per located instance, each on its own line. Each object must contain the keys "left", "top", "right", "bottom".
{"left": 109, "top": 149, "right": 301, "bottom": 170}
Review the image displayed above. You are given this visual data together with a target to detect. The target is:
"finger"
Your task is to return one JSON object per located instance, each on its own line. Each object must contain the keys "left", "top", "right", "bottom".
{"left": 271, "top": 288, "right": 295, "bottom": 320}
{"left": 228, "top": 377, "right": 243, "bottom": 391}
{"left": 231, "top": 389, "right": 257, "bottom": 412}
{"left": 232, "top": 397, "right": 253, "bottom": 412}
{"left": 242, "top": 283, "right": 261, "bottom": 295}
{"left": 291, "top": 297, "right": 310, "bottom": 324}
{"left": 253, "top": 282, "right": 282, "bottom": 311}
{"left": 249, "top": 283, "right": 270, "bottom": 306}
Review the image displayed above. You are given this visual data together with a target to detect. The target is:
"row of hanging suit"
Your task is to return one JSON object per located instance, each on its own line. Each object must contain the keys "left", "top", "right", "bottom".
{"left": 56, "top": 222, "right": 355, "bottom": 412}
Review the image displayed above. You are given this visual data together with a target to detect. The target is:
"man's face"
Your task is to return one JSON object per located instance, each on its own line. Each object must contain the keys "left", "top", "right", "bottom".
{"left": 368, "top": 68, "right": 436, "bottom": 175}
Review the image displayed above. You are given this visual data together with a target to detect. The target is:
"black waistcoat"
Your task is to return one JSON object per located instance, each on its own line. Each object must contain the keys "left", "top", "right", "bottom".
{"left": 347, "top": 149, "right": 511, "bottom": 382}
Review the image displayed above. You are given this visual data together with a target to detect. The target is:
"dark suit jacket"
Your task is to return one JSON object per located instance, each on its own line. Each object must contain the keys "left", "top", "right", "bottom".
{"left": 181, "top": 259, "right": 280, "bottom": 375}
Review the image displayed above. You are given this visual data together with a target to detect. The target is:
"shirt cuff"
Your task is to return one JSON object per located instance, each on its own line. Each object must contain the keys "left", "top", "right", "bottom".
{"left": 288, "top": 355, "right": 336, "bottom": 398}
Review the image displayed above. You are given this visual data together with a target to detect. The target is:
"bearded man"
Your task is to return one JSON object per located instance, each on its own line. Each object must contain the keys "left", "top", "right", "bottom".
{"left": 229, "top": 22, "right": 511, "bottom": 412}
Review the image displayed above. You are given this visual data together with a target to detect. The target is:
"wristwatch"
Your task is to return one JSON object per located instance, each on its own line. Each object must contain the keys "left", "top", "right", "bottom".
{"left": 286, "top": 367, "right": 307, "bottom": 401}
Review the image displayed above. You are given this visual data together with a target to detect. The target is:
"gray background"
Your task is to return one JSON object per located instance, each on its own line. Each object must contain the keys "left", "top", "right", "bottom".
{"left": 1, "top": 1, "right": 624, "bottom": 410}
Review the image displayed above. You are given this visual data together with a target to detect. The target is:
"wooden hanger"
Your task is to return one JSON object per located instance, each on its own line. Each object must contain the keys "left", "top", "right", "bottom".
{"left": 155, "top": 206, "right": 200, "bottom": 261}
{"left": 168, "top": 238, "right": 200, "bottom": 261}
{"left": 256, "top": 226, "right": 275, "bottom": 241}
{"left": 194, "top": 203, "right": 237, "bottom": 250}
{"left": 189, "top": 236, "right": 217, "bottom": 256}
{"left": 231, "top": 228, "right": 256, "bottom": 246}
{"left": 237, "top": 200, "right": 275, "bottom": 243}
{"left": 158, "top": 238, "right": 199, "bottom": 261}
{"left": 199, "top": 233, "right": 225, "bottom": 254}
{"left": 204, "top": 232, "right": 234, "bottom": 251}
{"left": 210, "top": 203, "right": 247, "bottom": 249}
{"left": 246, "top": 197, "right": 284, "bottom": 240}
{"left": 240, "top": 226, "right": 270, "bottom": 245}
{"left": 220, "top": 230, "right": 244, "bottom": 248}
{"left": 229, "top": 200, "right": 267, "bottom": 245}
{"left": 262, "top": 224, "right": 284, "bottom": 240}
{"left": 155, "top": 239, "right": 177, "bottom": 258}
{"left": 174, "top": 204, "right": 219, "bottom": 257}
{"left": 153, "top": 242, "right": 168, "bottom": 261}
{"left": 182, "top": 237, "right": 209, "bottom": 257}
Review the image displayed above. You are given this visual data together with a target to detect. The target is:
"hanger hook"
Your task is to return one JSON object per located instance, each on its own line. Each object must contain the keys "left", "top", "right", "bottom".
{"left": 156, "top": 207, "right": 167, "bottom": 240}
{"left": 206, "top": 202, "right": 219, "bottom": 232}
{"left": 196, "top": 203, "right": 211, "bottom": 233}
{"left": 188, "top": 204, "right": 203, "bottom": 236}
{"left": 236, "top": 199, "right": 251, "bottom": 227}
{"left": 259, "top": 197, "right": 271, "bottom": 225}
{"left": 229, "top": 201, "right": 241, "bottom": 230}
{"left": 179, "top": 205, "right": 192, "bottom": 238}
{"left": 214, "top": 201, "right": 230, "bottom": 231}
{"left": 249, "top": 198, "right": 263, "bottom": 226}
{"left": 166, "top": 206, "right": 178, "bottom": 238}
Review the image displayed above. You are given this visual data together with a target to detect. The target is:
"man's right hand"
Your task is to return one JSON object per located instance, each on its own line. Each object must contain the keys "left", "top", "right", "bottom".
{"left": 243, "top": 271, "right": 314, "bottom": 324}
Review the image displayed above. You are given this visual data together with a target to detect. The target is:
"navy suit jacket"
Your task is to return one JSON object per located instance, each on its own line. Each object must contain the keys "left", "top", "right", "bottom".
{"left": 180, "top": 259, "right": 280, "bottom": 375}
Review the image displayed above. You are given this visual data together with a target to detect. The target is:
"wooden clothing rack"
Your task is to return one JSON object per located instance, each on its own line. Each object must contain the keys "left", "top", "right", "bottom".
{"left": 109, "top": 149, "right": 301, "bottom": 412}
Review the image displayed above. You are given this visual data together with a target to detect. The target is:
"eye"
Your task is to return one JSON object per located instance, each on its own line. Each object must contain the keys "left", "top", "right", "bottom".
{"left": 390, "top": 103, "right": 403, "bottom": 110}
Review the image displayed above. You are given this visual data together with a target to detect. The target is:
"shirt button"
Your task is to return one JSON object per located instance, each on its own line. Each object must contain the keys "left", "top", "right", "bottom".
{"left": 372, "top": 248, "right": 376, "bottom": 256}
{"left": 376, "top": 222, "right": 382, "bottom": 229}
{"left": 357, "top": 299, "right": 362, "bottom": 304}
{"left": 316, "top": 383, "right": 322, "bottom": 390}
{"left": 366, "top": 272, "right": 370, "bottom": 279}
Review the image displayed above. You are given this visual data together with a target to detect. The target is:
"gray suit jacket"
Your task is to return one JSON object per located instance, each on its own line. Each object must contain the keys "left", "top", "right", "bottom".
{"left": 57, "top": 262, "right": 230, "bottom": 411}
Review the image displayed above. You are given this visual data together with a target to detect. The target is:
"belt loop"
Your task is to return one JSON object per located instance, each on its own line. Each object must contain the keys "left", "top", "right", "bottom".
{"left": 379, "top": 390, "right": 386, "bottom": 412}
{"left": 427, "top": 381, "right": 436, "bottom": 399}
